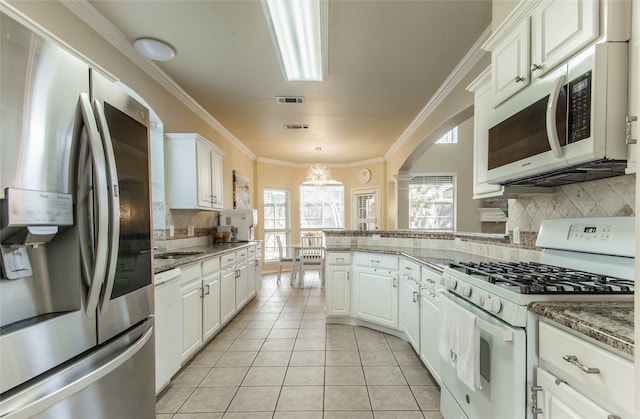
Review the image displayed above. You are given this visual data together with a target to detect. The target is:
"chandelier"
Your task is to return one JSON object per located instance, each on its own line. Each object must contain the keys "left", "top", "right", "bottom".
{"left": 306, "top": 147, "right": 332, "bottom": 185}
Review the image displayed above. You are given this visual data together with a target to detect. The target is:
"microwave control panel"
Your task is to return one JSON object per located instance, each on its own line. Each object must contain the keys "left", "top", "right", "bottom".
{"left": 568, "top": 71, "right": 592, "bottom": 143}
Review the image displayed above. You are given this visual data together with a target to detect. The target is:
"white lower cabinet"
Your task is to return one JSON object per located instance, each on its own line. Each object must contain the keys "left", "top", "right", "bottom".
{"left": 398, "top": 259, "right": 420, "bottom": 352}
{"left": 536, "top": 367, "right": 613, "bottom": 419}
{"left": 179, "top": 263, "right": 203, "bottom": 363}
{"left": 202, "top": 257, "right": 221, "bottom": 342}
{"left": 221, "top": 266, "right": 236, "bottom": 324}
{"left": 535, "top": 321, "right": 635, "bottom": 419}
{"left": 352, "top": 253, "right": 399, "bottom": 329}
{"left": 419, "top": 286, "right": 440, "bottom": 384}
{"left": 325, "top": 252, "right": 351, "bottom": 316}
{"left": 235, "top": 260, "right": 249, "bottom": 309}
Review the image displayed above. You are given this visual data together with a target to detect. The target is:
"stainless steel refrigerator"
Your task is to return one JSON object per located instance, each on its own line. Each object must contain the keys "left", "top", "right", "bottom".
{"left": 0, "top": 10, "right": 155, "bottom": 418}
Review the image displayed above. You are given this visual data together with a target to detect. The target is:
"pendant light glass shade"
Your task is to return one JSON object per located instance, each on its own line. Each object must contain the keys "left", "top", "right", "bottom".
{"left": 306, "top": 147, "right": 332, "bottom": 185}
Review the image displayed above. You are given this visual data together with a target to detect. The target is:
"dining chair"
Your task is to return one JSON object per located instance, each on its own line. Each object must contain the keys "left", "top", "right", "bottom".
{"left": 276, "top": 236, "right": 299, "bottom": 286}
{"left": 298, "top": 235, "right": 325, "bottom": 288}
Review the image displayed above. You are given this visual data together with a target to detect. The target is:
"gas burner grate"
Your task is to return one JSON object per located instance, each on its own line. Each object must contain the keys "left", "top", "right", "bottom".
{"left": 449, "top": 261, "right": 634, "bottom": 294}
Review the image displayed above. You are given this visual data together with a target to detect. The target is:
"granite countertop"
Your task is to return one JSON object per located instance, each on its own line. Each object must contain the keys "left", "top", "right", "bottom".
{"left": 325, "top": 245, "right": 499, "bottom": 272}
{"left": 154, "top": 241, "right": 259, "bottom": 273}
{"left": 529, "top": 301, "right": 635, "bottom": 357}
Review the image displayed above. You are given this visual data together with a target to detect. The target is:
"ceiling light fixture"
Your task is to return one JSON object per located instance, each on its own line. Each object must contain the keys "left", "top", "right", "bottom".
{"left": 306, "top": 147, "right": 332, "bottom": 185}
{"left": 133, "top": 38, "right": 176, "bottom": 61}
{"left": 263, "top": 0, "right": 327, "bottom": 81}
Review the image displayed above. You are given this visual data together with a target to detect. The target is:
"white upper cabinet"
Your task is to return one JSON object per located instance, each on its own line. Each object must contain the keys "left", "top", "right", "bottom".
{"left": 530, "top": 0, "right": 599, "bottom": 78}
{"left": 485, "top": 0, "right": 630, "bottom": 107}
{"left": 492, "top": 18, "right": 531, "bottom": 104}
{"left": 166, "top": 133, "right": 224, "bottom": 210}
{"left": 467, "top": 68, "right": 505, "bottom": 199}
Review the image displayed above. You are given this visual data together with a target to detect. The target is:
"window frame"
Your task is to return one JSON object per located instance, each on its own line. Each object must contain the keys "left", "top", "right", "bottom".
{"left": 408, "top": 173, "right": 456, "bottom": 231}
{"left": 351, "top": 186, "right": 379, "bottom": 230}
{"left": 263, "top": 188, "right": 291, "bottom": 262}
{"left": 299, "top": 180, "right": 345, "bottom": 235}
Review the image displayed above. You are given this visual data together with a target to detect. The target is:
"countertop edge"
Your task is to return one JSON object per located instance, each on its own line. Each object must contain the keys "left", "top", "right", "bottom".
{"left": 529, "top": 301, "right": 635, "bottom": 357}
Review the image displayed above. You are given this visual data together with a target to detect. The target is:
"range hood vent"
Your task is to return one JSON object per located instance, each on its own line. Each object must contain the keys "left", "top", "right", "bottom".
{"left": 285, "top": 124, "right": 309, "bottom": 130}
{"left": 276, "top": 96, "right": 304, "bottom": 104}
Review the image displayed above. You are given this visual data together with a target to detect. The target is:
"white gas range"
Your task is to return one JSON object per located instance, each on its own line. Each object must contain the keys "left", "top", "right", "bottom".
{"left": 437, "top": 217, "right": 635, "bottom": 419}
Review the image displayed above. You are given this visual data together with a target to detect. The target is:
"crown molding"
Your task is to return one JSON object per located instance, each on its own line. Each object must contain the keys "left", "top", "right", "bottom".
{"left": 62, "top": 0, "right": 256, "bottom": 160}
{"left": 384, "top": 24, "right": 491, "bottom": 161}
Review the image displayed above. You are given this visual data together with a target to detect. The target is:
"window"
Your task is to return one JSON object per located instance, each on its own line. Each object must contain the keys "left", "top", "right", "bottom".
{"left": 263, "top": 189, "right": 290, "bottom": 262}
{"left": 352, "top": 187, "right": 379, "bottom": 230}
{"left": 300, "top": 180, "right": 345, "bottom": 234}
{"left": 409, "top": 175, "right": 455, "bottom": 230}
{"left": 435, "top": 127, "right": 458, "bottom": 144}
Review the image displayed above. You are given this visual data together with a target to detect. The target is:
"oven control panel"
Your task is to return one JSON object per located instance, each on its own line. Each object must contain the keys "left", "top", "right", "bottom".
{"left": 568, "top": 224, "right": 613, "bottom": 241}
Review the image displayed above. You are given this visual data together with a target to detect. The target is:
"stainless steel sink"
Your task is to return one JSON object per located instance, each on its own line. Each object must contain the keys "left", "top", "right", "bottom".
{"left": 155, "top": 251, "right": 203, "bottom": 260}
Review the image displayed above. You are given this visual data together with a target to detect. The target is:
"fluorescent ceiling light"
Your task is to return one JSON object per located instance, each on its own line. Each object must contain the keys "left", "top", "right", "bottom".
{"left": 133, "top": 38, "right": 176, "bottom": 61}
{"left": 263, "top": 0, "right": 327, "bottom": 81}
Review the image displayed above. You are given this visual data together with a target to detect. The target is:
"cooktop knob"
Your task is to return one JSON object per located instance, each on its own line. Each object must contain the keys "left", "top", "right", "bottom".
{"left": 483, "top": 297, "right": 493, "bottom": 311}
{"left": 460, "top": 284, "right": 471, "bottom": 297}
{"left": 474, "top": 293, "right": 485, "bottom": 306}
{"left": 490, "top": 298, "right": 502, "bottom": 314}
{"left": 446, "top": 277, "right": 457, "bottom": 290}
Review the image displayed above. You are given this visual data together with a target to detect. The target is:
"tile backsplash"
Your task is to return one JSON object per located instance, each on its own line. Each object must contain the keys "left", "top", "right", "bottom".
{"left": 507, "top": 174, "right": 636, "bottom": 232}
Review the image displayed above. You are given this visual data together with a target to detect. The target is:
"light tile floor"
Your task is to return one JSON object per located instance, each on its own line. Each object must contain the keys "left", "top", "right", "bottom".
{"left": 156, "top": 272, "right": 443, "bottom": 419}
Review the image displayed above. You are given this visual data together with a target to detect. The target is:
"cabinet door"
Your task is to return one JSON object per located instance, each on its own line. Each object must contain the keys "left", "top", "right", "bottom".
{"left": 221, "top": 267, "right": 236, "bottom": 324}
{"left": 235, "top": 262, "right": 249, "bottom": 309}
{"left": 531, "top": 0, "right": 599, "bottom": 78}
{"left": 353, "top": 268, "right": 398, "bottom": 329}
{"left": 536, "top": 367, "right": 613, "bottom": 419}
{"left": 326, "top": 265, "right": 350, "bottom": 316}
{"left": 254, "top": 255, "right": 262, "bottom": 291}
{"left": 399, "top": 276, "right": 420, "bottom": 351}
{"left": 196, "top": 140, "right": 213, "bottom": 208}
{"left": 202, "top": 272, "right": 221, "bottom": 342}
{"left": 181, "top": 280, "right": 203, "bottom": 362}
{"left": 420, "top": 290, "right": 440, "bottom": 384}
{"left": 492, "top": 18, "right": 530, "bottom": 105}
{"left": 247, "top": 258, "right": 257, "bottom": 300}
{"left": 470, "top": 69, "right": 504, "bottom": 199}
{"left": 211, "top": 151, "right": 223, "bottom": 209}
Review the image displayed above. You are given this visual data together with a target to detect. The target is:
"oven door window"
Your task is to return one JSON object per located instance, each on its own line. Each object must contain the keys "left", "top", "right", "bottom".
{"left": 479, "top": 337, "right": 490, "bottom": 383}
{"left": 488, "top": 88, "right": 567, "bottom": 170}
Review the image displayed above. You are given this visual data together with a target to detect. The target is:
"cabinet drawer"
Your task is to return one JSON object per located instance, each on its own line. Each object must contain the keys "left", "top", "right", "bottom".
{"left": 538, "top": 321, "right": 634, "bottom": 415}
{"left": 421, "top": 266, "right": 443, "bottom": 291}
{"left": 354, "top": 252, "right": 397, "bottom": 270}
{"left": 235, "top": 249, "right": 248, "bottom": 260}
{"left": 202, "top": 257, "right": 220, "bottom": 275}
{"left": 247, "top": 246, "right": 256, "bottom": 256}
{"left": 326, "top": 252, "right": 351, "bottom": 265}
{"left": 399, "top": 258, "right": 420, "bottom": 281}
{"left": 220, "top": 252, "right": 236, "bottom": 269}
{"left": 180, "top": 263, "right": 201, "bottom": 286}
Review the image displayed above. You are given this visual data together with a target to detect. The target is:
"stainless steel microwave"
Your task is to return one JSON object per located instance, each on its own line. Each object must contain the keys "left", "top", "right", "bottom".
{"left": 486, "top": 43, "right": 629, "bottom": 187}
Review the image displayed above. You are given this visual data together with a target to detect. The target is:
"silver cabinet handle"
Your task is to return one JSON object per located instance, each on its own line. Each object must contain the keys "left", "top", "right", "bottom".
{"left": 515, "top": 76, "right": 525, "bottom": 82}
{"left": 205, "top": 284, "right": 210, "bottom": 295}
{"left": 412, "top": 291, "right": 418, "bottom": 303}
{"left": 531, "top": 63, "right": 542, "bottom": 71}
{"left": 562, "top": 355, "right": 600, "bottom": 374}
{"left": 393, "top": 278, "right": 397, "bottom": 288}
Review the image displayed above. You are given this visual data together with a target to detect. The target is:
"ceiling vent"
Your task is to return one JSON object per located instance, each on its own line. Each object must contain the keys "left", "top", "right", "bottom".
{"left": 276, "top": 96, "right": 304, "bottom": 104}
{"left": 285, "top": 124, "right": 309, "bottom": 130}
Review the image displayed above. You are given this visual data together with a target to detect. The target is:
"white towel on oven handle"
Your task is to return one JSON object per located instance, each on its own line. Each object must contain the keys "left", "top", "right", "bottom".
{"left": 438, "top": 293, "right": 482, "bottom": 391}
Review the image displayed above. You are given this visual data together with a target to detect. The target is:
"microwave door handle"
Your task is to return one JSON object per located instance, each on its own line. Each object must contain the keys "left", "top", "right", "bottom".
{"left": 92, "top": 99, "right": 121, "bottom": 316}
{"left": 78, "top": 93, "right": 110, "bottom": 317}
{"left": 546, "top": 75, "right": 566, "bottom": 158}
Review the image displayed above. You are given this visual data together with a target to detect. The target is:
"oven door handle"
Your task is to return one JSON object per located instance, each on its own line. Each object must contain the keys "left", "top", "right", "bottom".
{"left": 476, "top": 316, "right": 513, "bottom": 342}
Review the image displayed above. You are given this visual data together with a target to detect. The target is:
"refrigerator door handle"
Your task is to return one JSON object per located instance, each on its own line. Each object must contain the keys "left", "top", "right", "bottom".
{"left": 78, "top": 93, "right": 110, "bottom": 318}
{"left": 0, "top": 325, "right": 153, "bottom": 419}
{"left": 92, "top": 99, "right": 121, "bottom": 315}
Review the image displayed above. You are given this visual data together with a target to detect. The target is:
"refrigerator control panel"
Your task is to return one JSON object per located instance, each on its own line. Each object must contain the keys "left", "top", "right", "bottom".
{"left": 3, "top": 188, "right": 73, "bottom": 226}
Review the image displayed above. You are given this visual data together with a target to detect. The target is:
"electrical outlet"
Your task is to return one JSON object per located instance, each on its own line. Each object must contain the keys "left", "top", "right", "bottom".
{"left": 188, "top": 226, "right": 194, "bottom": 237}
{"left": 513, "top": 227, "right": 521, "bottom": 244}
{"left": 372, "top": 234, "right": 381, "bottom": 241}
{"left": 169, "top": 225, "right": 174, "bottom": 238}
